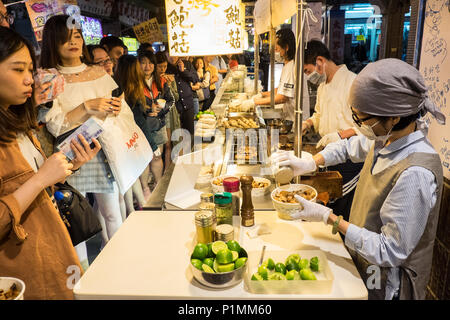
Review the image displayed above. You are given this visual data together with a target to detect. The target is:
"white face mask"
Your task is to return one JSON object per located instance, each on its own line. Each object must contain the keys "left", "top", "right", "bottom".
{"left": 359, "top": 120, "right": 393, "bottom": 144}
{"left": 307, "top": 71, "right": 326, "bottom": 85}
{"left": 275, "top": 51, "right": 284, "bottom": 63}
{"left": 316, "top": 61, "right": 327, "bottom": 82}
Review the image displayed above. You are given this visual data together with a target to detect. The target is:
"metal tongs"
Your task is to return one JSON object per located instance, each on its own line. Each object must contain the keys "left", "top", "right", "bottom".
{"left": 258, "top": 245, "right": 267, "bottom": 267}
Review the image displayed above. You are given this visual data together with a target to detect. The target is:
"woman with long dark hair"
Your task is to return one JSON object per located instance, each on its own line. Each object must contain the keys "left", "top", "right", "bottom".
{"left": 115, "top": 54, "right": 160, "bottom": 204}
{"left": 40, "top": 15, "right": 131, "bottom": 255}
{"left": 138, "top": 51, "right": 174, "bottom": 183}
{"left": 0, "top": 26, "right": 100, "bottom": 299}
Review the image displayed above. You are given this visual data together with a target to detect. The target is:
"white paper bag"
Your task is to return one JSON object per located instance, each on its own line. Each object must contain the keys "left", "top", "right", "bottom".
{"left": 98, "top": 103, "right": 153, "bottom": 195}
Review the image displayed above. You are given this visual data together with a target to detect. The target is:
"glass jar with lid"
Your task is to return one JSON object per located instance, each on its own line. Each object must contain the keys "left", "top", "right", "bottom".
{"left": 214, "top": 192, "right": 233, "bottom": 225}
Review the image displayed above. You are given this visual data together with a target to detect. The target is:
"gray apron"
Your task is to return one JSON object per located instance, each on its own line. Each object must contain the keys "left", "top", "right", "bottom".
{"left": 348, "top": 146, "right": 443, "bottom": 299}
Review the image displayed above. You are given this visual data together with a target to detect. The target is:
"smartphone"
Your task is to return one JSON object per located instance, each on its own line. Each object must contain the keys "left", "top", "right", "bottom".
{"left": 112, "top": 87, "right": 123, "bottom": 98}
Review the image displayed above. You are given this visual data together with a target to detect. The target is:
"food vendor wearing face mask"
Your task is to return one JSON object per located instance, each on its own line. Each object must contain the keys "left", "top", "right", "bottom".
{"left": 302, "top": 40, "right": 364, "bottom": 223}
{"left": 271, "top": 58, "right": 446, "bottom": 300}
{"left": 240, "top": 28, "right": 310, "bottom": 122}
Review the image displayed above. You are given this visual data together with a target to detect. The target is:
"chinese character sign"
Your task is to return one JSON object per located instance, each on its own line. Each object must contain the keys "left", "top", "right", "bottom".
{"left": 133, "top": 18, "right": 164, "bottom": 44}
{"left": 165, "top": 0, "right": 244, "bottom": 57}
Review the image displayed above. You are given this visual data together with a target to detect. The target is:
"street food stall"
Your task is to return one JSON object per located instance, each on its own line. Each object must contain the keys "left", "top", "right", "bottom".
{"left": 74, "top": 0, "right": 364, "bottom": 300}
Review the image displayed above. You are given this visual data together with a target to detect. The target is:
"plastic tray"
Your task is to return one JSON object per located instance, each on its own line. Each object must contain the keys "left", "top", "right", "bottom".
{"left": 244, "top": 250, "right": 334, "bottom": 294}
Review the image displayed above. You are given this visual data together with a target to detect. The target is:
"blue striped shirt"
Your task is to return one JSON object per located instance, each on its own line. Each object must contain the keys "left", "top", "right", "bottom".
{"left": 320, "top": 130, "right": 438, "bottom": 299}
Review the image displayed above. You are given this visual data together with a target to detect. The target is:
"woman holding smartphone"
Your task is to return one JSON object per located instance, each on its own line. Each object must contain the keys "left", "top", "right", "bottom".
{"left": 40, "top": 15, "right": 133, "bottom": 256}
{"left": 0, "top": 26, "right": 101, "bottom": 299}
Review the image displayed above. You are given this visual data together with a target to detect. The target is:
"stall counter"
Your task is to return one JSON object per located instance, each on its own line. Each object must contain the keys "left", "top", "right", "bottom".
{"left": 73, "top": 211, "right": 368, "bottom": 300}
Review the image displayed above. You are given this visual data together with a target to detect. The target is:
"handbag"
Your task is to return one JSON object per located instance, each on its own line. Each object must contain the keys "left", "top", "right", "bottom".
{"left": 55, "top": 182, "right": 102, "bottom": 246}
{"left": 196, "top": 86, "right": 210, "bottom": 102}
{"left": 98, "top": 103, "right": 153, "bottom": 194}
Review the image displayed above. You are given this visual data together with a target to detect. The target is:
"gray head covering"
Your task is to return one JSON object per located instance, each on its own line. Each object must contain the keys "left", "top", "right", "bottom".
{"left": 348, "top": 58, "right": 446, "bottom": 125}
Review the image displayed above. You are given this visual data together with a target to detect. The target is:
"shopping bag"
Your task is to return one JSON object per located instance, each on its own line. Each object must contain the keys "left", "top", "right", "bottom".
{"left": 97, "top": 103, "right": 153, "bottom": 195}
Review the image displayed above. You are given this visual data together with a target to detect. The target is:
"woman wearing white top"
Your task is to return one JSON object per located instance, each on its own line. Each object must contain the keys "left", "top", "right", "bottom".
{"left": 40, "top": 15, "right": 130, "bottom": 254}
{"left": 241, "top": 28, "right": 310, "bottom": 123}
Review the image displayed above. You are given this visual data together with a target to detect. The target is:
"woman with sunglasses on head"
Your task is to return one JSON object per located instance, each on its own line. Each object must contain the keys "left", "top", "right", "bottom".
{"left": 271, "top": 59, "right": 445, "bottom": 300}
{"left": 40, "top": 15, "right": 133, "bottom": 256}
{"left": 0, "top": 26, "right": 101, "bottom": 299}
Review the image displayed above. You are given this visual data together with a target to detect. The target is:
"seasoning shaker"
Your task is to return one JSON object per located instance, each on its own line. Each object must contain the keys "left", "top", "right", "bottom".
{"left": 215, "top": 224, "right": 234, "bottom": 242}
{"left": 194, "top": 210, "right": 215, "bottom": 244}
{"left": 199, "top": 192, "right": 216, "bottom": 222}
{"left": 223, "top": 177, "right": 241, "bottom": 216}
{"left": 240, "top": 175, "right": 255, "bottom": 227}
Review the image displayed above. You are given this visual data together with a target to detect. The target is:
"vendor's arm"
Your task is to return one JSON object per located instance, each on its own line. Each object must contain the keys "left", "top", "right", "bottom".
{"left": 331, "top": 167, "right": 437, "bottom": 267}
{"left": 254, "top": 91, "right": 287, "bottom": 106}
{"left": 319, "top": 134, "right": 372, "bottom": 167}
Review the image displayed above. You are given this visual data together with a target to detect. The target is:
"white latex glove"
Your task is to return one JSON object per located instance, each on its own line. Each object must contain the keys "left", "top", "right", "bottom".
{"left": 270, "top": 150, "right": 317, "bottom": 176}
{"left": 241, "top": 99, "right": 255, "bottom": 110}
{"left": 291, "top": 195, "right": 332, "bottom": 225}
{"left": 316, "top": 132, "right": 341, "bottom": 148}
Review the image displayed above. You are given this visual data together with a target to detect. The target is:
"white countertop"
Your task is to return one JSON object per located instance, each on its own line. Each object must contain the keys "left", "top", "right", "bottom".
{"left": 74, "top": 211, "right": 368, "bottom": 300}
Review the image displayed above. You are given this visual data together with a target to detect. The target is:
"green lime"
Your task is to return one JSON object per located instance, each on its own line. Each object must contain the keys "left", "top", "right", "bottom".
{"left": 251, "top": 273, "right": 264, "bottom": 281}
{"left": 274, "top": 262, "right": 286, "bottom": 275}
{"left": 202, "top": 264, "right": 215, "bottom": 273}
{"left": 226, "top": 240, "right": 241, "bottom": 252}
{"left": 191, "top": 259, "right": 203, "bottom": 270}
{"left": 285, "top": 254, "right": 301, "bottom": 265}
{"left": 300, "top": 268, "right": 317, "bottom": 280}
{"left": 212, "top": 241, "right": 228, "bottom": 255}
{"left": 310, "top": 257, "right": 319, "bottom": 272}
{"left": 262, "top": 258, "right": 275, "bottom": 270}
{"left": 299, "top": 258, "right": 309, "bottom": 270}
{"left": 286, "top": 270, "right": 300, "bottom": 280}
{"left": 258, "top": 265, "right": 269, "bottom": 280}
{"left": 203, "top": 258, "right": 214, "bottom": 269}
{"left": 207, "top": 243, "right": 215, "bottom": 258}
{"left": 192, "top": 243, "right": 208, "bottom": 260}
{"left": 234, "top": 257, "right": 247, "bottom": 269}
{"left": 268, "top": 272, "right": 287, "bottom": 280}
{"left": 286, "top": 260, "right": 300, "bottom": 272}
{"left": 217, "top": 263, "right": 235, "bottom": 272}
{"left": 213, "top": 259, "right": 220, "bottom": 272}
{"left": 231, "top": 250, "right": 239, "bottom": 262}
{"left": 216, "top": 249, "right": 233, "bottom": 264}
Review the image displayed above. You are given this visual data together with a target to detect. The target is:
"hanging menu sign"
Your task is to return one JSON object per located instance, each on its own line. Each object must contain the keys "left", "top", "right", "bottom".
{"left": 165, "top": 0, "right": 244, "bottom": 57}
{"left": 133, "top": 18, "right": 164, "bottom": 44}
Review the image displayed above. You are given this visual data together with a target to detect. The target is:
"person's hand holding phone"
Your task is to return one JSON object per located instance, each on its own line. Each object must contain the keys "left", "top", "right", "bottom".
{"left": 70, "top": 134, "right": 102, "bottom": 171}
{"left": 177, "top": 59, "right": 185, "bottom": 72}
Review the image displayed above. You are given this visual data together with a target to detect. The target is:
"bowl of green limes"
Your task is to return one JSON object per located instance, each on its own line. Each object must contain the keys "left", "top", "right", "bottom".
{"left": 190, "top": 240, "right": 248, "bottom": 289}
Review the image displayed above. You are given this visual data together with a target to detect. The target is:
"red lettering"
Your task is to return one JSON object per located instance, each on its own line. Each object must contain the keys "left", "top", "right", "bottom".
{"left": 126, "top": 132, "right": 139, "bottom": 149}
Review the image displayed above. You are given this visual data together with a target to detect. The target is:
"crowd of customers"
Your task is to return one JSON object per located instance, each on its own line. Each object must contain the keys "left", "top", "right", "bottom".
{"left": 0, "top": 7, "right": 244, "bottom": 299}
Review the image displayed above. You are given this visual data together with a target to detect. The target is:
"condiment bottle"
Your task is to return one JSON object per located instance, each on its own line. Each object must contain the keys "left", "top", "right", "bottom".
{"left": 215, "top": 224, "right": 234, "bottom": 242}
{"left": 240, "top": 175, "right": 255, "bottom": 227}
{"left": 223, "top": 177, "right": 240, "bottom": 216}
{"left": 214, "top": 192, "right": 233, "bottom": 225}
{"left": 194, "top": 210, "right": 215, "bottom": 244}
{"left": 199, "top": 192, "right": 216, "bottom": 222}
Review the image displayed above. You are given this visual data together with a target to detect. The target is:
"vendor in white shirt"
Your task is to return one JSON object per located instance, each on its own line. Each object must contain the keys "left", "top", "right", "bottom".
{"left": 241, "top": 28, "right": 309, "bottom": 123}
{"left": 302, "top": 40, "right": 358, "bottom": 146}
{"left": 302, "top": 40, "right": 363, "bottom": 222}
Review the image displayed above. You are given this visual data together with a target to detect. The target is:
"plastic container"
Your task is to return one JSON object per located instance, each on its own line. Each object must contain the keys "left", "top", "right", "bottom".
{"left": 244, "top": 250, "right": 334, "bottom": 294}
{"left": 0, "top": 277, "right": 26, "bottom": 300}
{"left": 214, "top": 192, "right": 233, "bottom": 225}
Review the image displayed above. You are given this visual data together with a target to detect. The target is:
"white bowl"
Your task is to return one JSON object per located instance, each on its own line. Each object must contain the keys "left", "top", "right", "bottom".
{"left": 210, "top": 175, "right": 271, "bottom": 197}
{"left": 271, "top": 184, "right": 317, "bottom": 220}
{"left": 0, "top": 277, "right": 25, "bottom": 300}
